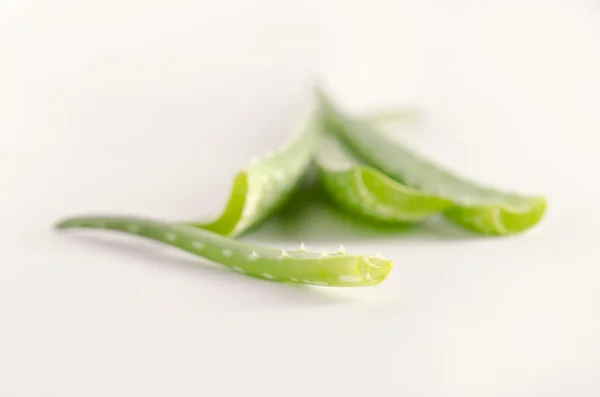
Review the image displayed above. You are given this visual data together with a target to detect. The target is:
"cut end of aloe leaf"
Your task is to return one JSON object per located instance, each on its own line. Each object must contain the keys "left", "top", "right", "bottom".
{"left": 444, "top": 196, "right": 547, "bottom": 235}
{"left": 359, "top": 255, "right": 394, "bottom": 285}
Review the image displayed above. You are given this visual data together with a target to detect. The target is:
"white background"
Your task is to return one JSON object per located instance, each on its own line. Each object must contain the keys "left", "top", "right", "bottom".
{"left": 2, "top": 0, "right": 600, "bottom": 396}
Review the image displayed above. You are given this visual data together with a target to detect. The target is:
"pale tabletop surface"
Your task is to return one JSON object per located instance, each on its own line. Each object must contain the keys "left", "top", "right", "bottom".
{"left": 2, "top": 1, "right": 599, "bottom": 396}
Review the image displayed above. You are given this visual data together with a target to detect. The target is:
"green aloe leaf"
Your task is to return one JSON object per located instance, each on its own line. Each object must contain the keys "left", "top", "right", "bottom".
{"left": 317, "top": 89, "right": 547, "bottom": 235}
{"left": 56, "top": 216, "right": 394, "bottom": 287}
{"left": 187, "top": 107, "right": 320, "bottom": 237}
{"left": 314, "top": 131, "right": 452, "bottom": 224}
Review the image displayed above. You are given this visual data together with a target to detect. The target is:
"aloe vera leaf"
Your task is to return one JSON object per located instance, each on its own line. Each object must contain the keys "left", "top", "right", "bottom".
{"left": 56, "top": 216, "right": 394, "bottom": 287}
{"left": 317, "top": 90, "right": 547, "bottom": 235}
{"left": 314, "top": 131, "right": 453, "bottom": 224}
{"left": 188, "top": 109, "right": 320, "bottom": 238}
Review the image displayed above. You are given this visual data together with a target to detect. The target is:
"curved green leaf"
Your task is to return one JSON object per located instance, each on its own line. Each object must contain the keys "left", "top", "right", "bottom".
{"left": 56, "top": 215, "right": 394, "bottom": 287}
{"left": 315, "top": 132, "right": 452, "bottom": 224}
{"left": 188, "top": 108, "right": 320, "bottom": 237}
{"left": 318, "top": 89, "right": 547, "bottom": 235}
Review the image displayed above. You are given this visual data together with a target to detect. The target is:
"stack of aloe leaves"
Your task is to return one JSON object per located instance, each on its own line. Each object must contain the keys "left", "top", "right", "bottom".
{"left": 56, "top": 88, "right": 547, "bottom": 287}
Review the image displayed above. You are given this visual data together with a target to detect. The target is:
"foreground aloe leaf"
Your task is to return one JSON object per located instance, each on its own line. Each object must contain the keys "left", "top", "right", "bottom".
{"left": 317, "top": 90, "right": 547, "bottom": 235}
{"left": 188, "top": 107, "right": 320, "bottom": 237}
{"left": 315, "top": 132, "right": 452, "bottom": 223}
{"left": 56, "top": 216, "right": 394, "bottom": 287}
